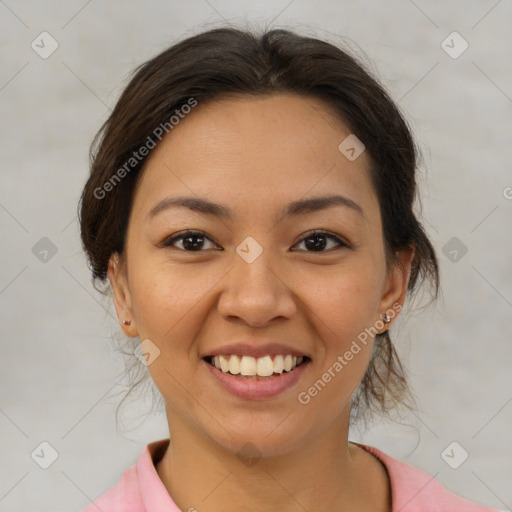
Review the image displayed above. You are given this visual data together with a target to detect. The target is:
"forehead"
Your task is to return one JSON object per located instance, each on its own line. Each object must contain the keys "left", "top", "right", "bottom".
{"left": 131, "top": 93, "right": 379, "bottom": 224}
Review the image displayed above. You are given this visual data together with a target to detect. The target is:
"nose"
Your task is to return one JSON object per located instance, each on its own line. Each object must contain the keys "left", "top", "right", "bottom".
{"left": 216, "top": 248, "right": 297, "bottom": 328}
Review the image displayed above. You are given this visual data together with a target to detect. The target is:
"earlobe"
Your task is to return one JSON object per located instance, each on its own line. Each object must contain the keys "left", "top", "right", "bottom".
{"left": 378, "top": 246, "right": 415, "bottom": 330}
{"left": 108, "top": 252, "right": 137, "bottom": 337}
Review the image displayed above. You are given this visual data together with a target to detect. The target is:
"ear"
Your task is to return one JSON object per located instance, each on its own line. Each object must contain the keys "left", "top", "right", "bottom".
{"left": 377, "top": 246, "right": 415, "bottom": 331}
{"left": 108, "top": 252, "right": 138, "bottom": 337}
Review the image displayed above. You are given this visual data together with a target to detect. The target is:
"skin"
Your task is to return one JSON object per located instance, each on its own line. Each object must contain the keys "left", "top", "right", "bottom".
{"left": 108, "top": 93, "right": 414, "bottom": 512}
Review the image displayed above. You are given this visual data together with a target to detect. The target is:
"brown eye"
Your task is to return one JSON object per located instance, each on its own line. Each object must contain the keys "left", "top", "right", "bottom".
{"left": 162, "top": 231, "right": 219, "bottom": 251}
{"left": 292, "top": 230, "right": 349, "bottom": 252}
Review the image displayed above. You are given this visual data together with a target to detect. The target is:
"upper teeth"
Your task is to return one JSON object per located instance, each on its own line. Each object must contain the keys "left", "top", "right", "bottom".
{"left": 211, "top": 354, "right": 304, "bottom": 376}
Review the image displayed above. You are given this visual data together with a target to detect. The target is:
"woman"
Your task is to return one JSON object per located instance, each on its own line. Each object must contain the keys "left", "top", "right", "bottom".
{"left": 78, "top": 26, "right": 499, "bottom": 511}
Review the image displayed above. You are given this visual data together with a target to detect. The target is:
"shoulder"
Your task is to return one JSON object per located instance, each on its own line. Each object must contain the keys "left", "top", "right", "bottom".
{"left": 356, "top": 443, "right": 500, "bottom": 512}
{"left": 79, "top": 439, "right": 174, "bottom": 512}
{"left": 79, "top": 461, "right": 143, "bottom": 512}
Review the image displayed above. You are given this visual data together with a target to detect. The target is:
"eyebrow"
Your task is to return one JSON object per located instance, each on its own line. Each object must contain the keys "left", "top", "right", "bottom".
{"left": 146, "top": 194, "right": 366, "bottom": 222}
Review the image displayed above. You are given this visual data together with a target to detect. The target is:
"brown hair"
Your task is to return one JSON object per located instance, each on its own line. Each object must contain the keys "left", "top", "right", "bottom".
{"left": 79, "top": 26, "right": 440, "bottom": 428}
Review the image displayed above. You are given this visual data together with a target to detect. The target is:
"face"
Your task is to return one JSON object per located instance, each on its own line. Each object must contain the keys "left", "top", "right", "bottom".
{"left": 109, "top": 93, "right": 412, "bottom": 458}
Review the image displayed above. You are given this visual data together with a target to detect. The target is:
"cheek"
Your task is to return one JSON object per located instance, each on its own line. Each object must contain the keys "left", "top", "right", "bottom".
{"left": 295, "top": 258, "right": 383, "bottom": 404}
{"left": 128, "top": 268, "right": 207, "bottom": 406}
{"left": 297, "top": 275, "right": 377, "bottom": 415}
{"left": 127, "top": 261, "right": 222, "bottom": 382}
{"left": 129, "top": 262, "right": 207, "bottom": 336}
{"left": 300, "top": 262, "right": 383, "bottom": 345}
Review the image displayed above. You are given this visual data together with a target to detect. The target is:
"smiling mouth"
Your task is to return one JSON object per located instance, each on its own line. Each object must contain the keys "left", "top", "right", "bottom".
{"left": 203, "top": 354, "right": 311, "bottom": 380}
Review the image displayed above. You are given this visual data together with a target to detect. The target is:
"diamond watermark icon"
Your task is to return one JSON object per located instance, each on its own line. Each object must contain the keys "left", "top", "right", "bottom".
{"left": 237, "top": 442, "right": 262, "bottom": 468}
{"left": 338, "top": 134, "right": 365, "bottom": 161}
{"left": 31, "top": 441, "right": 59, "bottom": 469}
{"left": 442, "top": 236, "right": 468, "bottom": 263}
{"left": 31, "top": 32, "right": 59, "bottom": 59}
{"left": 441, "top": 441, "right": 469, "bottom": 469}
{"left": 134, "top": 338, "right": 161, "bottom": 366}
{"left": 236, "top": 236, "right": 263, "bottom": 264}
{"left": 32, "top": 237, "right": 58, "bottom": 263}
{"left": 441, "top": 32, "right": 468, "bottom": 59}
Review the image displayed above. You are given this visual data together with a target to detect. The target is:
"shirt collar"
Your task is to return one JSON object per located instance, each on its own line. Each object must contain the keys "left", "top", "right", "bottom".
{"left": 137, "top": 438, "right": 181, "bottom": 511}
{"left": 137, "top": 438, "right": 443, "bottom": 512}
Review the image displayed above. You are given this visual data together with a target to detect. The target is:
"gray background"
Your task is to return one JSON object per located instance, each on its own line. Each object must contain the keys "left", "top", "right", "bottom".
{"left": 0, "top": 1, "right": 511, "bottom": 511}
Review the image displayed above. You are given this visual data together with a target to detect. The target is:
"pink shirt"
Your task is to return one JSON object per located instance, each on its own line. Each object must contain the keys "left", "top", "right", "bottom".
{"left": 81, "top": 438, "right": 499, "bottom": 511}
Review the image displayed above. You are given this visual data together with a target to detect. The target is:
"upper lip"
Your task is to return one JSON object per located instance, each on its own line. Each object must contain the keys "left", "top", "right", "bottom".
{"left": 201, "top": 342, "right": 310, "bottom": 359}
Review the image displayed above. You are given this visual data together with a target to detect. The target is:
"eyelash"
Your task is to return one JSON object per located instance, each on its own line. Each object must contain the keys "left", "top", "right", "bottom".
{"left": 161, "top": 229, "right": 350, "bottom": 252}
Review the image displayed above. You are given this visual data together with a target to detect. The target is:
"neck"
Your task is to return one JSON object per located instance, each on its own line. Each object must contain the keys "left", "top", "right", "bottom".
{"left": 155, "top": 409, "right": 390, "bottom": 512}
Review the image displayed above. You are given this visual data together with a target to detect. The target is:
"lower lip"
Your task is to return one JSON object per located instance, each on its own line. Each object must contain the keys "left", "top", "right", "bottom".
{"left": 203, "top": 359, "right": 310, "bottom": 400}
